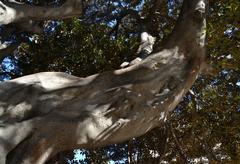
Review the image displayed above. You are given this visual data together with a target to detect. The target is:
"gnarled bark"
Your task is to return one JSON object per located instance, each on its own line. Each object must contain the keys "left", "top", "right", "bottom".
{"left": 0, "top": 0, "right": 207, "bottom": 163}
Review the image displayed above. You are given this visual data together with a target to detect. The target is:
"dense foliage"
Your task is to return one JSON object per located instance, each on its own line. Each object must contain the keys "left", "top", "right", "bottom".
{"left": 0, "top": 0, "right": 239, "bottom": 163}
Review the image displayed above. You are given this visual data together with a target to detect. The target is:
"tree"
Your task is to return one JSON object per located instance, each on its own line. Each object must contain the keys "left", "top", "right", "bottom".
{"left": 0, "top": 0, "right": 239, "bottom": 163}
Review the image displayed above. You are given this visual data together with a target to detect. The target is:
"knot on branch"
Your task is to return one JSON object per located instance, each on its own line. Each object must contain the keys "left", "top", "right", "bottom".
{"left": 137, "top": 32, "right": 156, "bottom": 58}
{"left": 120, "top": 32, "right": 155, "bottom": 68}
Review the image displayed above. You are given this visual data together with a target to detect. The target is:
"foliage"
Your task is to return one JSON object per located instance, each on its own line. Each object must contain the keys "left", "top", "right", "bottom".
{"left": 18, "top": 18, "right": 139, "bottom": 77}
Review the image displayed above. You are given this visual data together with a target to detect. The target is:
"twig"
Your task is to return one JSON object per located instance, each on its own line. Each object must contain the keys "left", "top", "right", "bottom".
{"left": 169, "top": 123, "right": 189, "bottom": 163}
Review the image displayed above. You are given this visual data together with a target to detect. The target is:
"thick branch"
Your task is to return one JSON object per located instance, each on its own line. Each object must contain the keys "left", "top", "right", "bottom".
{"left": 0, "top": 0, "right": 88, "bottom": 25}
{"left": 164, "top": 0, "right": 207, "bottom": 52}
{"left": 0, "top": 0, "right": 207, "bottom": 163}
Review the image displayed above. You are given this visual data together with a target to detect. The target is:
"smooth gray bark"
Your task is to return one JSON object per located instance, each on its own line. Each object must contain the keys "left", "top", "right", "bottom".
{"left": 0, "top": 0, "right": 86, "bottom": 25}
{"left": 0, "top": 0, "right": 207, "bottom": 163}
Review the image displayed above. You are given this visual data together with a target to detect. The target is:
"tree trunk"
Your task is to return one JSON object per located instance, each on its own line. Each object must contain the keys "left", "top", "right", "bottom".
{"left": 0, "top": 0, "right": 207, "bottom": 163}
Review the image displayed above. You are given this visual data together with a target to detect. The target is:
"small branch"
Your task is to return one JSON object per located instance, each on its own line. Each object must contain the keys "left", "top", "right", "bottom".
{"left": 157, "top": 125, "right": 169, "bottom": 161}
{"left": 128, "top": 139, "right": 133, "bottom": 164}
{"left": 169, "top": 123, "right": 189, "bottom": 163}
{"left": 200, "top": 62, "right": 219, "bottom": 76}
{"left": 17, "top": 20, "right": 43, "bottom": 34}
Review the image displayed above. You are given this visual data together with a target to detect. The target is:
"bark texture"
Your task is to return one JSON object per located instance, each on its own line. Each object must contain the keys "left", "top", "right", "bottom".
{"left": 0, "top": 0, "right": 207, "bottom": 163}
